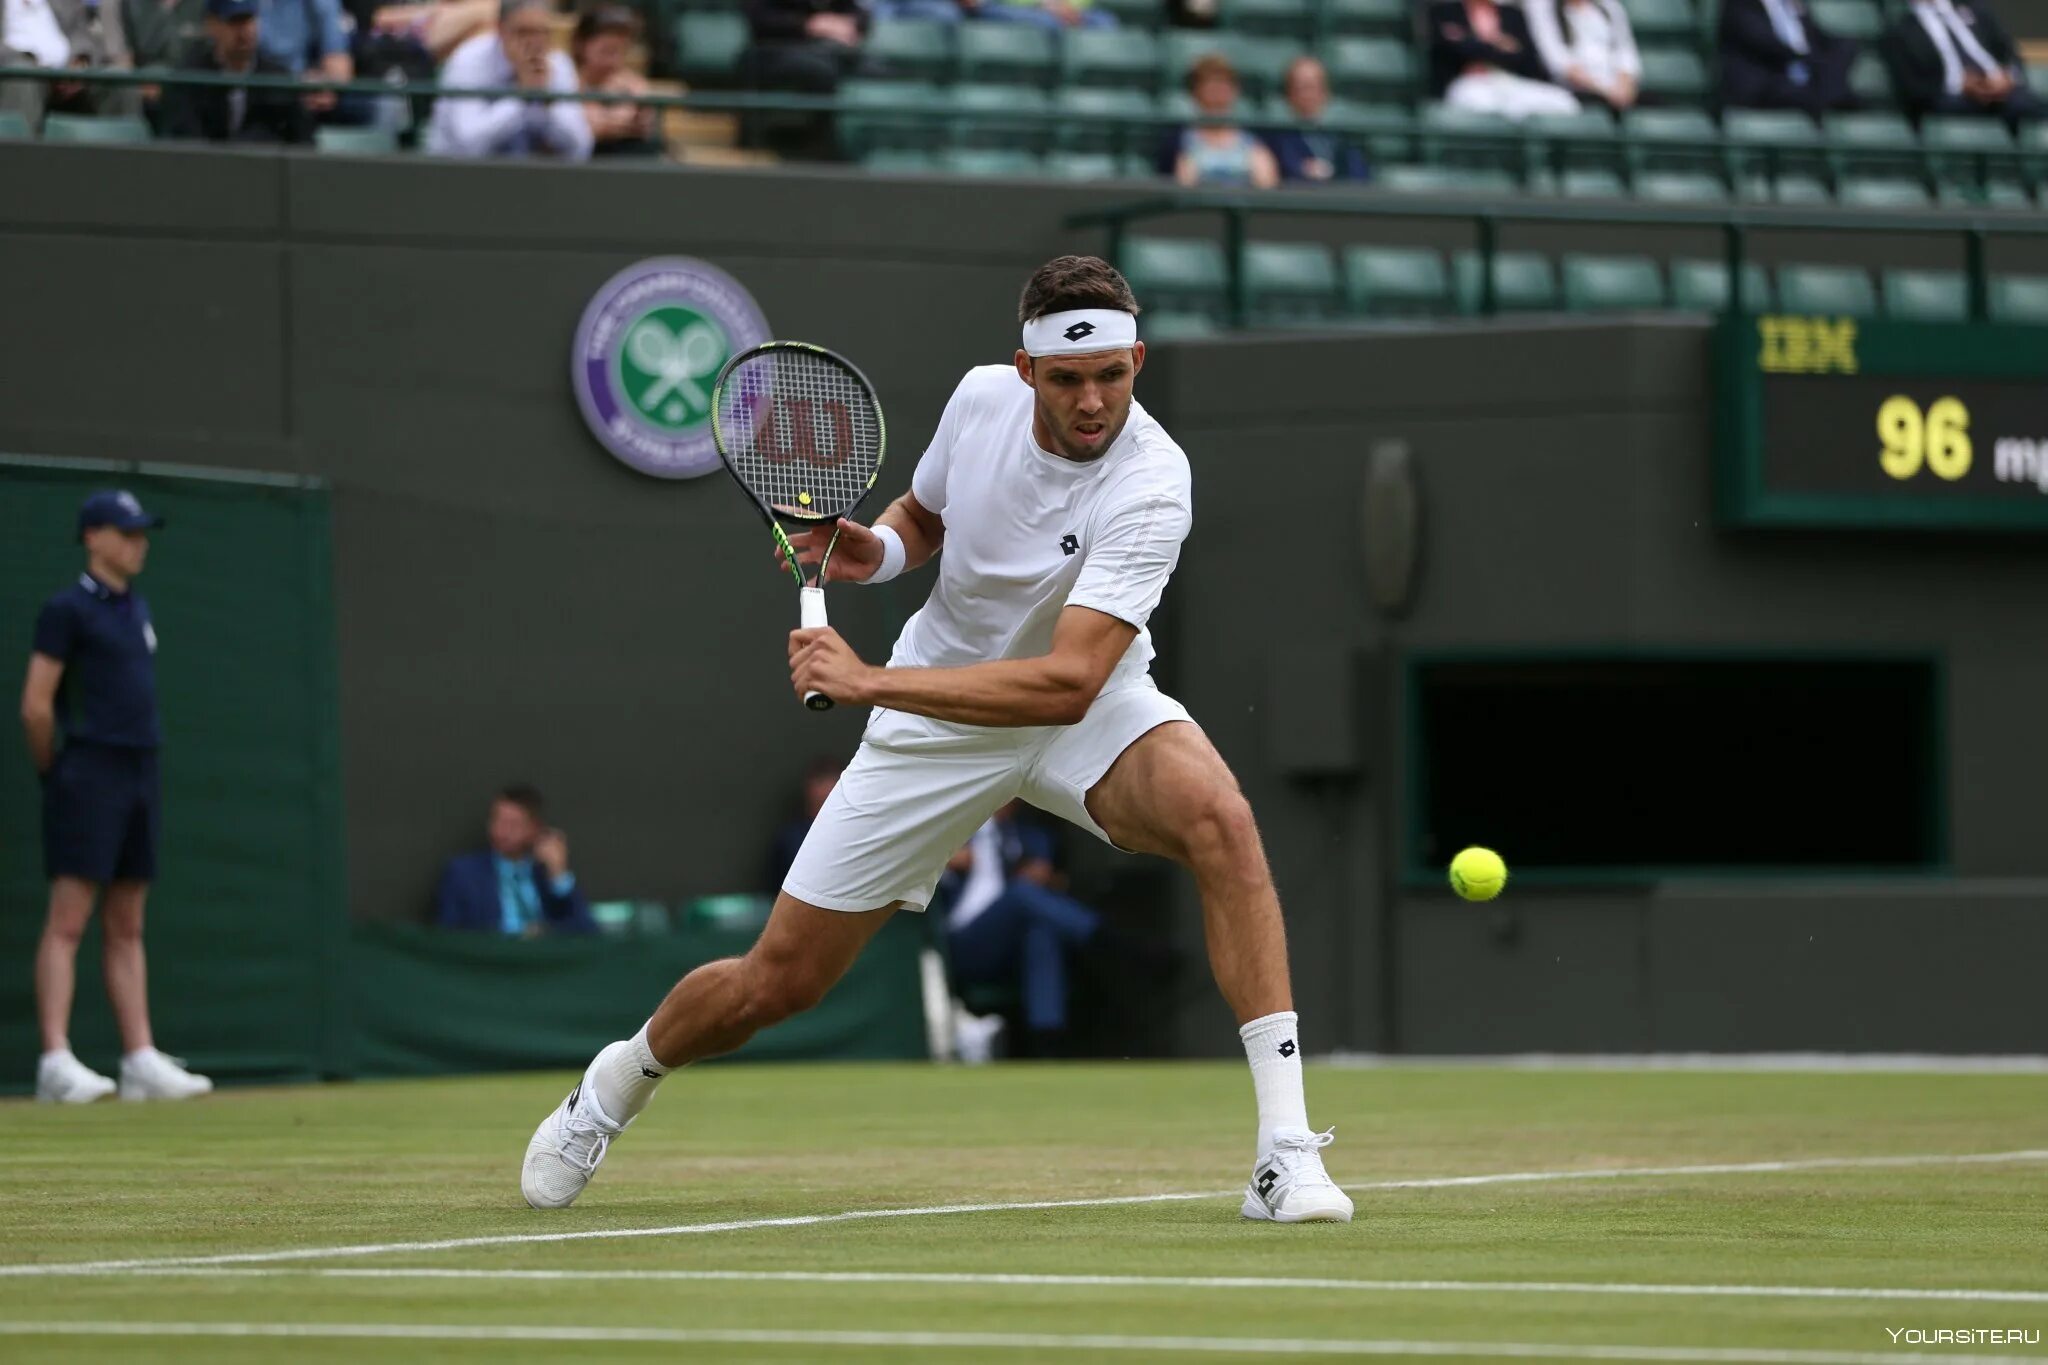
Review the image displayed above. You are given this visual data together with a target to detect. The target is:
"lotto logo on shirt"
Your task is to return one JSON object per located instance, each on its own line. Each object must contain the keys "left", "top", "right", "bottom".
{"left": 572, "top": 258, "right": 771, "bottom": 479}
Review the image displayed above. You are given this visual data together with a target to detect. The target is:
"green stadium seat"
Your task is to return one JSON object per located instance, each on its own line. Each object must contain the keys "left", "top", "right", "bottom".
{"left": 1937, "top": 179, "right": 2034, "bottom": 208}
{"left": 1323, "top": 0, "right": 1408, "bottom": 36}
{"left": 1634, "top": 169, "right": 1728, "bottom": 201}
{"left": 1376, "top": 163, "right": 1518, "bottom": 194}
{"left": 1622, "top": 106, "right": 1720, "bottom": 175}
{"left": 1221, "top": 0, "right": 1318, "bottom": 40}
{"left": 1810, "top": 0, "right": 1881, "bottom": 40}
{"left": 861, "top": 148, "right": 939, "bottom": 173}
{"left": 1921, "top": 115, "right": 2022, "bottom": 200}
{"left": 314, "top": 126, "right": 399, "bottom": 154}
{"left": 2031, "top": 63, "right": 2048, "bottom": 100}
{"left": 1776, "top": 263, "right": 1879, "bottom": 317}
{"left": 1557, "top": 166, "right": 1627, "bottom": 197}
{"left": 1623, "top": 0, "right": 1696, "bottom": 41}
{"left": 1668, "top": 258, "right": 1775, "bottom": 312}
{"left": 1142, "top": 311, "right": 1222, "bottom": 340}
{"left": 947, "top": 82, "right": 1052, "bottom": 150}
{"left": 1881, "top": 269, "right": 1967, "bottom": 321}
{"left": 674, "top": 10, "right": 749, "bottom": 81}
{"left": 1453, "top": 250, "right": 1559, "bottom": 312}
{"left": 1823, "top": 111, "right": 1919, "bottom": 178}
{"left": 1991, "top": 274, "right": 2048, "bottom": 325}
{"left": 1064, "top": 28, "right": 1161, "bottom": 90}
{"left": 1122, "top": 236, "right": 1231, "bottom": 321}
{"left": 1095, "top": 0, "right": 1166, "bottom": 30}
{"left": 837, "top": 79, "right": 946, "bottom": 156}
{"left": 1244, "top": 241, "right": 1341, "bottom": 323}
{"left": 1837, "top": 175, "right": 1931, "bottom": 207}
{"left": 1044, "top": 150, "right": 1124, "bottom": 178}
{"left": 1769, "top": 172, "right": 1834, "bottom": 202}
{"left": 0, "top": 110, "right": 30, "bottom": 140}
{"left": 1561, "top": 253, "right": 1665, "bottom": 311}
{"left": 938, "top": 147, "right": 1043, "bottom": 176}
{"left": 39, "top": 114, "right": 151, "bottom": 144}
{"left": 1343, "top": 245, "right": 1452, "bottom": 315}
{"left": 1420, "top": 103, "right": 1521, "bottom": 172}
{"left": 1724, "top": 108, "right": 1825, "bottom": 180}
{"left": 1159, "top": 31, "right": 1302, "bottom": 96}
{"left": 1637, "top": 47, "right": 1709, "bottom": 101}
{"left": 956, "top": 22, "right": 1057, "bottom": 86}
{"left": 1323, "top": 36, "right": 1416, "bottom": 100}
{"left": 865, "top": 19, "right": 952, "bottom": 81}
{"left": 1848, "top": 50, "right": 1898, "bottom": 108}
{"left": 1055, "top": 87, "right": 1158, "bottom": 153}
{"left": 1526, "top": 107, "right": 1621, "bottom": 174}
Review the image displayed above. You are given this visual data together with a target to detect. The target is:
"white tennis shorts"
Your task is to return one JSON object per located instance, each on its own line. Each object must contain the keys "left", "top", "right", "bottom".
{"left": 782, "top": 682, "right": 1193, "bottom": 913}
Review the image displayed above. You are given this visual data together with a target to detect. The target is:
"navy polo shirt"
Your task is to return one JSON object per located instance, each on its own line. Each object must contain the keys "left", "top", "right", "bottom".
{"left": 32, "top": 573, "right": 161, "bottom": 749}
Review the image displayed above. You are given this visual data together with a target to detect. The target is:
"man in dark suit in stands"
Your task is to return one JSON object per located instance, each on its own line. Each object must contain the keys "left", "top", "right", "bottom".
{"left": 435, "top": 783, "right": 594, "bottom": 935}
{"left": 155, "top": 0, "right": 315, "bottom": 144}
{"left": 1427, "top": 0, "right": 1580, "bottom": 117}
{"left": 1718, "top": 0, "right": 1858, "bottom": 113}
{"left": 1882, "top": 0, "right": 2041, "bottom": 123}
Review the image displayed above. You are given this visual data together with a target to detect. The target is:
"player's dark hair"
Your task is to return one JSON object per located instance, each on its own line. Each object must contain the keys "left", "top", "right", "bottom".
{"left": 497, "top": 782, "right": 546, "bottom": 820}
{"left": 1017, "top": 256, "right": 1141, "bottom": 323}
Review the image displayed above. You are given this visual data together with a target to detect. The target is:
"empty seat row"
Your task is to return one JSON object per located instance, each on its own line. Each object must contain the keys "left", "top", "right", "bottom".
{"left": 0, "top": 112, "right": 401, "bottom": 152}
{"left": 1119, "top": 237, "right": 2048, "bottom": 326}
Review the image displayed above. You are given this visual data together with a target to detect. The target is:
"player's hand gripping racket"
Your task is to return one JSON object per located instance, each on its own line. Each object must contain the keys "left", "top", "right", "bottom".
{"left": 711, "top": 341, "right": 887, "bottom": 711}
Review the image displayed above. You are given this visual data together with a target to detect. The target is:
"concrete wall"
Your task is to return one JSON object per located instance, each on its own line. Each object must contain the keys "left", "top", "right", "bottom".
{"left": 5, "top": 143, "right": 2046, "bottom": 1054}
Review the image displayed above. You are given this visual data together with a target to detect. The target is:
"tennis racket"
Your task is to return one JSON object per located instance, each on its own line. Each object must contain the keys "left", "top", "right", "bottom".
{"left": 710, "top": 341, "right": 888, "bottom": 711}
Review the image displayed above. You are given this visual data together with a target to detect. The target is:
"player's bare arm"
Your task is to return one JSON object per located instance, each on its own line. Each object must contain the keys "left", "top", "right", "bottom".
{"left": 778, "top": 491, "right": 944, "bottom": 585}
{"left": 19, "top": 652, "right": 63, "bottom": 775}
{"left": 790, "top": 605, "right": 1135, "bottom": 727}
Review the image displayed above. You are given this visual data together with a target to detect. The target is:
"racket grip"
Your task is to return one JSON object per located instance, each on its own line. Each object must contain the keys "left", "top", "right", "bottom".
{"left": 799, "top": 587, "right": 833, "bottom": 712}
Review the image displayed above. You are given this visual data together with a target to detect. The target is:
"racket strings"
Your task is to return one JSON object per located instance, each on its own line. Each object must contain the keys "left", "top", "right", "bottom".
{"left": 716, "top": 351, "right": 881, "bottom": 520}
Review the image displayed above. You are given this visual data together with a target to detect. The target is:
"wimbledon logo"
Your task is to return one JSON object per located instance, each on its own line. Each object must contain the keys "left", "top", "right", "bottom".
{"left": 572, "top": 258, "right": 771, "bottom": 479}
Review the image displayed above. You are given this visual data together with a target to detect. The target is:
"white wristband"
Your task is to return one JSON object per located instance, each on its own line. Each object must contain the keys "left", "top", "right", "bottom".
{"left": 865, "top": 524, "right": 906, "bottom": 585}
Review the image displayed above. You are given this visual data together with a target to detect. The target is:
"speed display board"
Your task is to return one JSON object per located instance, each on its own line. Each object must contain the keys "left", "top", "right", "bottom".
{"left": 1714, "top": 315, "right": 2048, "bottom": 530}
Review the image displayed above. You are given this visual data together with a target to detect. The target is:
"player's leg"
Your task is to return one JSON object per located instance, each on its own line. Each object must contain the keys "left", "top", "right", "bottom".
{"left": 100, "top": 880, "right": 153, "bottom": 1054}
{"left": 34, "top": 878, "right": 115, "bottom": 1102}
{"left": 1026, "top": 690, "right": 1351, "bottom": 1223}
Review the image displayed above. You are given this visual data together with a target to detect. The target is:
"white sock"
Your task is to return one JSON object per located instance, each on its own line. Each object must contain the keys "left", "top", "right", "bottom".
{"left": 590, "top": 1022, "right": 670, "bottom": 1123}
{"left": 1240, "top": 1010, "right": 1309, "bottom": 1158}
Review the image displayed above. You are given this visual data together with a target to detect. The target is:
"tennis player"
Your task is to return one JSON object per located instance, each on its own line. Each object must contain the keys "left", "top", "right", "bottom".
{"left": 524, "top": 255, "right": 1352, "bottom": 1224}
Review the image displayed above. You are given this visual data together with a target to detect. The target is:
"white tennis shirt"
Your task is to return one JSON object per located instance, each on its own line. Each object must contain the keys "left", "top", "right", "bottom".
{"left": 892, "top": 364, "right": 1193, "bottom": 696}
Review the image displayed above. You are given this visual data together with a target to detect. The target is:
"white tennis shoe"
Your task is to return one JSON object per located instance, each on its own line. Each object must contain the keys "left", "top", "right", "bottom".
{"left": 36, "top": 1049, "right": 116, "bottom": 1103}
{"left": 522, "top": 1050, "right": 628, "bottom": 1209}
{"left": 1242, "top": 1128, "right": 1355, "bottom": 1223}
{"left": 118, "top": 1048, "right": 213, "bottom": 1101}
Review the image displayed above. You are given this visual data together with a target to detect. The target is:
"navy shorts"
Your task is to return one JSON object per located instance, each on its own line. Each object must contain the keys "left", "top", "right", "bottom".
{"left": 42, "top": 744, "right": 160, "bottom": 884}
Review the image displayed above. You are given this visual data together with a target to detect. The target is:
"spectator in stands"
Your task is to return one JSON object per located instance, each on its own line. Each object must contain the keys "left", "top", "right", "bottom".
{"left": 939, "top": 803, "right": 1102, "bottom": 1056}
{"left": 765, "top": 757, "right": 843, "bottom": 893}
{"left": 574, "top": 5, "right": 662, "bottom": 156}
{"left": 743, "top": 0, "right": 869, "bottom": 97}
{"left": 965, "top": 0, "right": 1115, "bottom": 29}
{"left": 1262, "top": 55, "right": 1371, "bottom": 183}
{"left": 254, "top": 0, "right": 354, "bottom": 115}
{"left": 871, "top": 0, "right": 962, "bottom": 18}
{"left": 0, "top": 0, "right": 141, "bottom": 130}
{"left": 343, "top": 0, "right": 495, "bottom": 62}
{"left": 1882, "top": 0, "right": 2043, "bottom": 123}
{"left": 157, "top": 0, "right": 316, "bottom": 142}
{"left": 1718, "top": 0, "right": 1857, "bottom": 114}
{"left": 435, "top": 783, "right": 594, "bottom": 935}
{"left": 1525, "top": 0, "right": 1641, "bottom": 111}
{"left": 103, "top": 0, "right": 208, "bottom": 81}
{"left": 1428, "top": 0, "right": 1580, "bottom": 118}
{"left": 1174, "top": 53, "right": 1279, "bottom": 187}
{"left": 427, "top": 0, "right": 593, "bottom": 159}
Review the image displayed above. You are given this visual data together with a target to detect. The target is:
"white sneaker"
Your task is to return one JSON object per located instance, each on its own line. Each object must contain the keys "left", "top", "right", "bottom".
{"left": 1242, "top": 1128, "right": 1355, "bottom": 1223}
{"left": 522, "top": 1050, "right": 629, "bottom": 1209}
{"left": 118, "top": 1048, "right": 214, "bottom": 1101}
{"left": 36, "top": 1050, "right": 116, "bottom": 1104}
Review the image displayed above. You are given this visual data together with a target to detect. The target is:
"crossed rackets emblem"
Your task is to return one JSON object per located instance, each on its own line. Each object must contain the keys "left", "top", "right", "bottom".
{"left": 626, "top": 315, "right": 725, "bottom": 419}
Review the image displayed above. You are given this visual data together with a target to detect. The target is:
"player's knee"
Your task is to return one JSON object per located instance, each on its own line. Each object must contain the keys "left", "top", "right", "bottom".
{"left": 736, "top": 958, "right": 833, "bottom": 1028}
{"left": 1179, "top": 791, "right": 1261, "bottom": 872}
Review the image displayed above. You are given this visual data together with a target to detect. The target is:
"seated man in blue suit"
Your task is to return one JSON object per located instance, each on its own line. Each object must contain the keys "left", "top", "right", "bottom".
{"left": 435, "top": 783, "right": 594, "bottom": 935}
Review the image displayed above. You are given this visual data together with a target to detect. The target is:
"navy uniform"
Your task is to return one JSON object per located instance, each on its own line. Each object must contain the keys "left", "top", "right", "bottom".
{"left": 35, "top": 495, "right": 165, "bottom": 886}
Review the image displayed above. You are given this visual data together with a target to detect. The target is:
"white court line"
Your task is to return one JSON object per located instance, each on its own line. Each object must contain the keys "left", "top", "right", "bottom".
{"left": 112, "top": 1267, "right": 2048, "bottom": 1305}
{"left": 2, "top": 1149, "right": 2043, "bottom": 1278}
{"left": 0, "top": 1322, "right": 2041, "bottom": 1363}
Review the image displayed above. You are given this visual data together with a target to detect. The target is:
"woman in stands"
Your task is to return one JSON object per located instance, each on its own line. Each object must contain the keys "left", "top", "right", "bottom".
{"left": 1173, "top": 53, "right": 1280, "bottom": 188}
{"left": 575, "top": 5, "right": 663, "bottom": 157}
{"left": 1525, "top": 0, "right": 1642, "bottom": 111}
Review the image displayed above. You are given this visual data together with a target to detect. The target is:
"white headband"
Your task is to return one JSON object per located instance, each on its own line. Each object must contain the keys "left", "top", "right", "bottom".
{"left": 1022, "top": 309, "right": 1138, "bottom": 357}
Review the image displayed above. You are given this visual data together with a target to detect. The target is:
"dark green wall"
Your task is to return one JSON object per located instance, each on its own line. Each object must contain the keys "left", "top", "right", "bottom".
{"left": 5, "top": 144, "right": 2046, "bottom": 1059}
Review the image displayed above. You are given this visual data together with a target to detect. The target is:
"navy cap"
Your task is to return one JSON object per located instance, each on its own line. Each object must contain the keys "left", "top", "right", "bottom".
{"left": 206, "top": 0, "right": 258, "bottom": 19}
{"left": 78, "top": 489, "right": 166, "bottom": 537}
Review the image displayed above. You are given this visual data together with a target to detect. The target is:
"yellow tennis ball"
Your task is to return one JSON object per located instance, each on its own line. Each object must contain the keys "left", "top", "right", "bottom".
{"left": 1449, "top": 846, "right": 1507, "bottom": 902}
{"left": 798, "top": 491, "right": 813, "bottom": 506}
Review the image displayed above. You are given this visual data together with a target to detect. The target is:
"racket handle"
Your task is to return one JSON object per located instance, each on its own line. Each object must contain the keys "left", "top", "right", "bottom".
{"left": 799, "top": 586, "right": 833, "bottom": 712}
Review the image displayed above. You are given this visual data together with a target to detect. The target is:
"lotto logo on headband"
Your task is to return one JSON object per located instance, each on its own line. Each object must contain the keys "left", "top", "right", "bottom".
{"left": 1024, "top": 309, "right": 1137, "bottom": 357}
